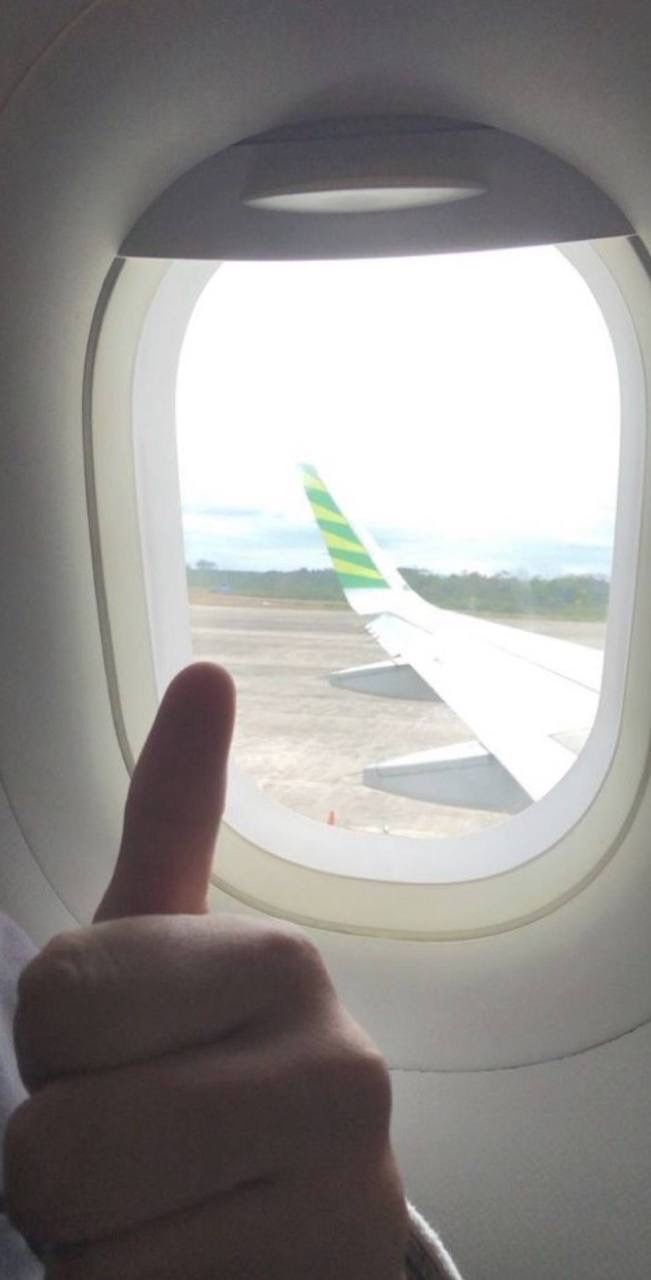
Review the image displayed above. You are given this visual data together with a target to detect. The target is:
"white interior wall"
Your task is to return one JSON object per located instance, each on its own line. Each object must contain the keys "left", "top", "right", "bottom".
{"left": 392, "top": 1024, "right": 651, "bottom": 1280}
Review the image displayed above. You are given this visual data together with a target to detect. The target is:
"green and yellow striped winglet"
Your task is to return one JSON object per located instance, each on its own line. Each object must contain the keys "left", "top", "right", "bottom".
{"left": 301, "top": 464, "right": 389, "bottom": 591}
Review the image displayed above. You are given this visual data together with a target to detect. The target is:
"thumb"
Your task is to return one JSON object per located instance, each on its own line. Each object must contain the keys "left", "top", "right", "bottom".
{"left": 94, "top": 662, "right": 235, "bottom": 921}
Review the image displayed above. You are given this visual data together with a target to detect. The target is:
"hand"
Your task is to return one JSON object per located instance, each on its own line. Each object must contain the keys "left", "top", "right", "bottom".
{"left": 5, "top": 663, "right": 408, "bottom": 1278}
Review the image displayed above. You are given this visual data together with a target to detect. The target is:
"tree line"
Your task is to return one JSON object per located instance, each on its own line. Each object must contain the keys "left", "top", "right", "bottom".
{"left": 187, "top": 562, "right": 609, "bottom": 620}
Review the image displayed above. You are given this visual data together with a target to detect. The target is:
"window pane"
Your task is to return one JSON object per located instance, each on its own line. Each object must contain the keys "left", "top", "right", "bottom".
{"left": 176, "top": 248, "right": 618, "bottom": 837}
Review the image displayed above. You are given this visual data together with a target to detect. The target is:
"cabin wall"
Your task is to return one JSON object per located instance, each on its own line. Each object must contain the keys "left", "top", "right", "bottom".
{"left": 2, "top": 4, "right": 651, "bottom": 1277}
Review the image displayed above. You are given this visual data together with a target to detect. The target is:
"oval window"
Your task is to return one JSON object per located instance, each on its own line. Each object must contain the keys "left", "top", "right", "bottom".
{"left": 176, "top": 247, "right": 618, "bottom": 845}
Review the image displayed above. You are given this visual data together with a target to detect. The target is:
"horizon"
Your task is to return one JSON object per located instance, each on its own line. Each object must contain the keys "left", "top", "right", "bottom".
{"left": 182, "top": 512, "right": 613, "bottom": 580}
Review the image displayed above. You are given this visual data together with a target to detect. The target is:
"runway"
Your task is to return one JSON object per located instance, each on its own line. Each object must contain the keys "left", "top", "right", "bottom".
{"left": 191, "top": 599, "right": 606, "bottom": 839}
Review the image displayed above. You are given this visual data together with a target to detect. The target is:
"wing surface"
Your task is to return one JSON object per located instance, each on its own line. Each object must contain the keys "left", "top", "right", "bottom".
{"left": 368, "top": 611, "right": 579, "bottom": 801}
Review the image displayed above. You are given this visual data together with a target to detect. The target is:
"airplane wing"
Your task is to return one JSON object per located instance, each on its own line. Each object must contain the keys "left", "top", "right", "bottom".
{"left": 301, "top": 463, "right": 602, "bottom": 812}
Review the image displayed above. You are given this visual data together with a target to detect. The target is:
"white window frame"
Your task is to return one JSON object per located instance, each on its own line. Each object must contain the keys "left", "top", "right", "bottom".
{"left": 89, "top": 237, "right": 650, "bottom": 938}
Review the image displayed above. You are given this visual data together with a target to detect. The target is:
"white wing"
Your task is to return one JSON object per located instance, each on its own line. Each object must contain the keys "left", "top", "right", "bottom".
{"left": 301, "top": 464, "right": 602, "bottom": 811}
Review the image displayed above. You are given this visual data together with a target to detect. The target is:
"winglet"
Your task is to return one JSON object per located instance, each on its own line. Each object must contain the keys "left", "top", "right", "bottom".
{"left": 301, "top": 463, "right": 392, "bottom": 594}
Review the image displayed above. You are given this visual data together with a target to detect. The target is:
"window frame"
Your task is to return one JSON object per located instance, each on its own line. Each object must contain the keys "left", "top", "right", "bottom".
{"left": 89, "top": 237, "right": 649, "bottom": 938}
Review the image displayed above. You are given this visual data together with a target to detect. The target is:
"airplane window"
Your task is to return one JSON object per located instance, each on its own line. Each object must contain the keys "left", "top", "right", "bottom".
{"left": 175, "top": 247, "right": 618, "bottom": 843}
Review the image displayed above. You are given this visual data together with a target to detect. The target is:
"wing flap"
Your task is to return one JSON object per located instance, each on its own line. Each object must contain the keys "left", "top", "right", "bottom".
{"left": 364, "top": 740, "right": 531, "bottom": 813}
{"left": 369, "top": 612, "right": 579, "bottom": 801}
{"left": 329, "top": 659, "right": 440, "bottom": 701}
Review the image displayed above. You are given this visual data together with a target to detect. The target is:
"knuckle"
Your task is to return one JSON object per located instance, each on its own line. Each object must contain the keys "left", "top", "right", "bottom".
{"left": 257, "top": 925, "right": 332, "bottom": 1001}
{"left": 15, "top": 931, "right": 103, "bottom": 1085}
{"left": 18, "top": 931, "right": 81, "bottom": 1006}
{"left": 338, "top": 1040, "right": 393, "bottom": 1139}
{"left": 303, "top": 1023, "right": 394, "bottom": 1155}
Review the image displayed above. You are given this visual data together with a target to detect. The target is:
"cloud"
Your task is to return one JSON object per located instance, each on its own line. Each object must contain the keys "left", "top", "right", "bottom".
{"left": 183, "top": 503, "right": 261, "bottom": 518}
{"left": 183, "top": 509, "right": 327, "bottom": 570}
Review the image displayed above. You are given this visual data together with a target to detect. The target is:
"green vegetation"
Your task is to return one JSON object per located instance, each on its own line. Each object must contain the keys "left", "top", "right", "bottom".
{"left": 401, "top": 568, "right": 609, "bottom": 619}
{"left": 188, "top": 563, "right": 343, "bottom": 604}
{"left": 187, "top": 561, "right": 609, "bottom": 620}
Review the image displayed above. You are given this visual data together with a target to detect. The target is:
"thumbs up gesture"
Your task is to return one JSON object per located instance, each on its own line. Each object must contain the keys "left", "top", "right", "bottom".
{"left": 4, "top": 664, "right": 408, "bottom": 1278}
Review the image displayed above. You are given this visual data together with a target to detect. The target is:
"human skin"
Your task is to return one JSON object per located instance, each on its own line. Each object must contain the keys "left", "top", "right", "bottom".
{"left": 4, "top": 663, "right": 409, "bottom": 1278}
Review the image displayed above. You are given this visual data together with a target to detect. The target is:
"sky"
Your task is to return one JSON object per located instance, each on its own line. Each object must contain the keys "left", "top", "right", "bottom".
{"left": 175, "top": 246, "right": 620, "bottom": 577}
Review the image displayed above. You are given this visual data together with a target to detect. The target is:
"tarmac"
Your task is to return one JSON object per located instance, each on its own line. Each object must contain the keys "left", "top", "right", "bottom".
{"left": 191, "top": 599, "right": 606, "bottom": 840}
